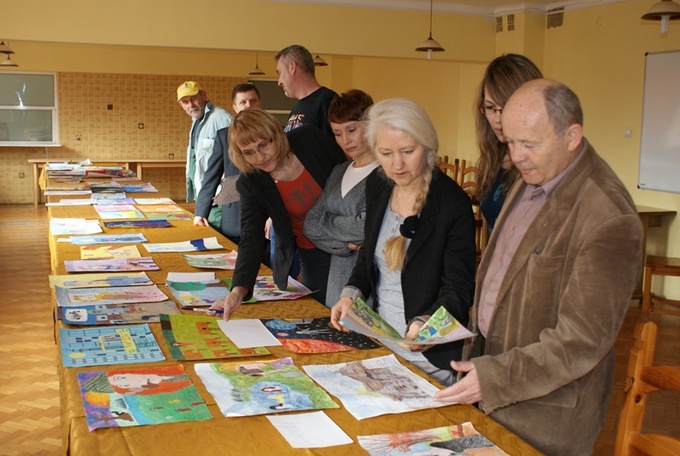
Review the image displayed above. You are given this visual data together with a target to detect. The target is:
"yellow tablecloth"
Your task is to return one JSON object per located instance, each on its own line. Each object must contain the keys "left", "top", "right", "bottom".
{"left": 48, "top": 184, "right": 540, "bottom": 456}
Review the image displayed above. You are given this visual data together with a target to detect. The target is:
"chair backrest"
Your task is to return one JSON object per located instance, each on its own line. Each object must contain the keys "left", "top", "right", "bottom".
{"left": 437, "top": 157, "right": 460, "bottom": 182}
{"left": 614, "top": 320, "right": 680, "bottom": 456}
{"left": 459, "top": 159, "right": 478, "bottom": 200}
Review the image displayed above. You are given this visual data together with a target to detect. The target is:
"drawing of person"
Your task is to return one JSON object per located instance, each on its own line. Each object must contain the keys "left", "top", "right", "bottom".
{"left": 81, "top": 367, "right": 191, "bottom": 395}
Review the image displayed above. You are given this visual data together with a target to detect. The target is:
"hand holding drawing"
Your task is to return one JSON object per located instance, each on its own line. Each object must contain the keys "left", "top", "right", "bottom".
{"left": 400, "top": 318, "right": 428, "bottom": 352}
{"left": 433, "top": 360, "right": 482, "bottom": 404}
{"left": 330, "top": 297, "right": 354, "bottom": 332}
{"left": 208, "top": 286, "right": 247, "bottom": 321}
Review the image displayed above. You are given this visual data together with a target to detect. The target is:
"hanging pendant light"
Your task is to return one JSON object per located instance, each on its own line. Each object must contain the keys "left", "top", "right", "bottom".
{"left": 642, "top": 0, "right": 680, "bottom": 34}
{"left": 415, "top": 0, "right": 445, "bottom": 59}
{"left": 248, "top": 53, "right": 265, "bottom": 76}
{"left": 0, "top": 40, "right": 18, "bottom": 67}
{"left": 313, "top": 55, "right": 328, "bottom": 67}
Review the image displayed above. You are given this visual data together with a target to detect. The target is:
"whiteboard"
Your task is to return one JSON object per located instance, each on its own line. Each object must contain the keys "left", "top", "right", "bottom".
{"left": 638, "top": 51, "right": 680, "bottom": 194}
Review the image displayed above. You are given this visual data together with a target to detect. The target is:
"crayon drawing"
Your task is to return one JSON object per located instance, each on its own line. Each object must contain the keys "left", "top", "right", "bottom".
{"left": 60, "top": 324, "right": 165, "bottom": 367}
{"left": 143, "top": 237, "right": 224, "bottom": 253}
{"left": 302, "top": 355, "right": 447, "bottom": 420}
{"left": 194, "top": 357, "right": 338, "bottom": 417}
{"left": 160, "top": 314, "right": 270, "bottom": 361}
{"left": 94, "top": 204, "right": 145, "bottom": 220}
{"left": 358, "top": 422, "right": 509, "bottom": 456}
{"left": 70, "top": 233, "right": 147, "bottom": 245}
{"left": 103, "top": 220, "right": 171, "bottom": 229}
{"left": 182, "top": 252, "right": 238, "bottom": 270}
{"left": 55, "top": 284, "right": 168, "bottom": 307}
{"left": 261, "top": 317, "right": 380, "bottom": 353}
{"left": 50, "top": 272, "right": 152, "bottom": 288}
{"left": 165, "top": 279, "right": 229, "bottom": 308}
{"left": 134, "top": 197, "right": 174, "bottom": 205}
{"left": 80, "top": 245, "right": 142, "bottom": 259}
{"left": 65, "top": 257, "right": 159, "bottom": 273}
{"left": 60, "top": 301, "right": 181, "bottom": 325}
{"left": 138, "top": 204, "right": 184, "bottom": 213}
{"left": 145, "top": 212, "right": 192, "bottom": 221}
{"left": 77, "top": 364, "right": 211, "bottom": 431}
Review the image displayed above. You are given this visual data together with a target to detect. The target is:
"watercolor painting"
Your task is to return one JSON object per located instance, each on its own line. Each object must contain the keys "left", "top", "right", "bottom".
{"left": 194, "top": 357, "right": 338, "bottom": 417}
{"left": 165, "top": 279, "right": 230, "bottom": 308}
{"left": 134, "top": 197, "right": 174, "bottom": 205}
{"left": 358, "top": 422, "right": 509, "bottom": 456}
{"left": 80, "top": 245, "right": 142, "bottom": 259}
{"left": 77, "top": 364, "right": 211, "bottom": 431}
{"left": 65, "top": 257, "right": 159, "bottom": 272}
{"left": 143, "top": 237, "right": 224, "bottom": 253}
{"left": 182, "top": 252, "right": 238, "bottom": 270}
{"left": 261, "top": 317, "right": 380, "bottom": 353}
{"left": 60, "top": 301, "right": 180, "bottom": 325}
{"left": 70, "top": 233, "right": 147, "bottom": 245}
{"left": 122, "top": 183, "right": 158, "bottom": 193}
{"left": 60, "top": 324, "right": 165, "bottom": 367}
{"left": 55, "top": 284, "right": 168, "bottom": 307}
{"left": 145, "top": 212, "right": 192, "bottom": 221}
{"left": 302, "top": 354, "right": 447, "bottom": 420}
{"left": 160, "top": 314, "right": 270, "bottom": 360}
{"left": 103, "top": 220, "right": 171, "bottom": 229}
{"left": 138, "top": 204, "right": 184, "bottom": 213}
{"left": 94, "top": 204, "right": 145, "bottom": 220}
{"left": 340, "top": 299, "right": 474, "bottom": 346}
{"left": 50, "top": 272, "right": 152, "bottom": 289}
{"left": 49, "top": 218, "right": 102, "bottom": 236}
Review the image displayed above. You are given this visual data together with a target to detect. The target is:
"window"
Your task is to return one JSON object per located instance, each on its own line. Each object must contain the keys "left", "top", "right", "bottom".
{"left": 0, "top": 71, "right": 59, "bottom": 146}
{"left": 248, "top": 78, "right": 296, "bottom": 126}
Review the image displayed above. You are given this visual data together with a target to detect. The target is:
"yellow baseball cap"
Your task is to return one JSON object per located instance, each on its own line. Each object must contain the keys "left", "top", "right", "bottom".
{"left": 177, "top": 81, "right": 203, "bottom": 101}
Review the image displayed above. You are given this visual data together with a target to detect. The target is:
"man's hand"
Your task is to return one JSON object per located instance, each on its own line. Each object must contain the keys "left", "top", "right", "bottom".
{"left": 193, "top": 216, "right": 209, "bottom": 226}
{"left": 433, "top": 360, "right": 482, "bottom": 404}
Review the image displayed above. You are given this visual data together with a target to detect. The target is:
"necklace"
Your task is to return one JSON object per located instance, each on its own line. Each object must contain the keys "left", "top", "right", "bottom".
{"left": 271, "top": 155, "right": 289, "bottom": 183}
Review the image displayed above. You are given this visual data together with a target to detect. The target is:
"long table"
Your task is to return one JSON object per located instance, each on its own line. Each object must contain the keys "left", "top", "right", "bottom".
{"left": 48, "top": 182, "right": 540, "bottom": 456}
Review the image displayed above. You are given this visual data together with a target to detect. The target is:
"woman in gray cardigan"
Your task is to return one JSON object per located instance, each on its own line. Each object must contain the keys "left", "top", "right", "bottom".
{"left": 304, "top": 90, "right": 378, "bottom": 308}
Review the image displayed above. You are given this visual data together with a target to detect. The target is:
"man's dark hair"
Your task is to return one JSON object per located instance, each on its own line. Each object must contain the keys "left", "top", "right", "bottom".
{"left": 231, "top": 83, "right": 260, "bottom": 103}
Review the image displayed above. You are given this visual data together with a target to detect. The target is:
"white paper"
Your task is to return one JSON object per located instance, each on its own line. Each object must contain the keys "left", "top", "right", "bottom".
{"left": 166, "top": 272, "right": 216, "bottom": 283}
{"left": 49, "top": 218, "right": 102, "bottom": 235}
{"left": 266, "top": 411, "right": 352, "bottom": 448}
{"left": 218, "top": 319, "right": 282, "bottom": 348}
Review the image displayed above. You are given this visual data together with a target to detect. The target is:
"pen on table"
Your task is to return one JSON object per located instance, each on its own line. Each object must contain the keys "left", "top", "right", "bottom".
{"left": 182, "top": 306, "right": 224, "bottom": 315}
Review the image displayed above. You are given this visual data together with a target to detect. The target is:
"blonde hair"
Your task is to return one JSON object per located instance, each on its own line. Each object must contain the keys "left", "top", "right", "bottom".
{"left": 364, "top": 98, "right": 437, "bottom": 270}
{"left": 228, "top": 109, "right": 289, "bottom": 174}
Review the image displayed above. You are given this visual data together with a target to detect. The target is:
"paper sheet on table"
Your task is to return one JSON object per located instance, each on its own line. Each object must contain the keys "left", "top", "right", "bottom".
{"left": 166, "top": 272, "right": 216, "bottom": 283}
{"left": 266, "top": 411, "right": 352, "bottom": 448}
{"left": 218, "top": 319, "right": 282, "bottom": 348}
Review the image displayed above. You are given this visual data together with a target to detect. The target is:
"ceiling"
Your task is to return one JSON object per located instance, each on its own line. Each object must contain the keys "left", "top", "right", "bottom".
{"left": 272, "top": 0, "right": 628, "bottom": 16}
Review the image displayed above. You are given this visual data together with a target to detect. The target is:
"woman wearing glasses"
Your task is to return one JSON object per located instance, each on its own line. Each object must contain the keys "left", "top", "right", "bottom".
{"left": 330, "top": 98, "right": 476, "bottom": 386}
{"left": 475, "top": 54, "right": 542, "bottom": 231}
{"left": 209, "top": 109, "right": 345, "bottom": 320}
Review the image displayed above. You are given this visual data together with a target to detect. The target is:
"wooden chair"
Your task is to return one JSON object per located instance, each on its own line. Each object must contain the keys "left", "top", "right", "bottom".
{"left": 642, "top": 255, "right": 680, "bottom": 319}
{"left": 614, "top": 320, "right": 680, "bottom": 456}
{"left": 458, "top": 159, "right": 478, "bottom": 199}
{"left": 437, "top": 156, "right": 460, "bottom": 182}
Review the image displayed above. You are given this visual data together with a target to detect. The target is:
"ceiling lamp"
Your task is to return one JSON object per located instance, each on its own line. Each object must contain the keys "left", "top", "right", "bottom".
{"left": 313, "top": 55, "right": 328, "bottom": 67}
{"left": 0, "top": 40, "right": 18, "bottom": 67}
{"left": 642, "top": 0, "right": 680, "bottom": 34}
{"left": 248, "top": 53, "right": 265, "bottom": 76}
{"left": 415, "top": 0, "right": 445, "bottom": 59}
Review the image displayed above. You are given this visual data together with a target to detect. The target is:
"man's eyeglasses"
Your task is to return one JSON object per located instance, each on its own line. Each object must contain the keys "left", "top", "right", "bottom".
{"left": 480, "top": 103, "right": 503, "bottom": 116}
{"left": 242, "top": 139, "right": 272, "bottom": 159}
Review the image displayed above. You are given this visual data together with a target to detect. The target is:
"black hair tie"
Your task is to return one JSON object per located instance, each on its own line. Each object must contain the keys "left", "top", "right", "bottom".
{"left": 399, "top": 215, "right": 420, "bottom": 239}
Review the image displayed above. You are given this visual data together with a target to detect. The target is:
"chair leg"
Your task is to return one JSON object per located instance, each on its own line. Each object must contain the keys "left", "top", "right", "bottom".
{"left": 641, "top": 265, "right": 652, "bottom": 320}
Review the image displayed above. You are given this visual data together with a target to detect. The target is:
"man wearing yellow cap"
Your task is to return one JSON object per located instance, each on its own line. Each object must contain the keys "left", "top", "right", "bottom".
{"left": 177, "top": 81, "right": 232, "bottom": 230}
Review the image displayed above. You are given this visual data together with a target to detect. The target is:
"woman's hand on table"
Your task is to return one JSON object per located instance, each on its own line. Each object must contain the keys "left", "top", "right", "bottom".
{"left": 193, "top": 216, "right": 209, "bottom": 226}
{"left": 208, "top": 286, "right": 247, "bottom": 321}
{"left": 330, "top": 297, "right": 354, "bottom": 332}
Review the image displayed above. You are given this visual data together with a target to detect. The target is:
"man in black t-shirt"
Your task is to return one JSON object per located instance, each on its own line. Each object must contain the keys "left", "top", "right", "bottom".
{"left": 275, "top": 45, "right": 337, "bottom": 137}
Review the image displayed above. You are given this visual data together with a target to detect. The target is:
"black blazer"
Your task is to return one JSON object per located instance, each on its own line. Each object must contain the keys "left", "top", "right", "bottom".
{"left": 347, "top": 167, "right": 477, "bottom": 369}
{"left": 232, "top": 125, "right": 345, "bottom": 297}
{"left": 194, "top": 127, "right": 241, "bottom": 240}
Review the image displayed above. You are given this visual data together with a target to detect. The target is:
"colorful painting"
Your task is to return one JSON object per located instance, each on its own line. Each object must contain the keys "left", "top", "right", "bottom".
{"left": 302, "top": 354, "right": 447, "bottom": 420}
{"left": 143, "top": 237, "right": 224, "bottom": 253}
{"left": 222, "top": 276, "right": 313, "bottom": 303}
{"left": 122, "top": 183, "right": 158, "bottom": 193}
{"left": 159, "top": 314, "right": 270, "bottom": 360}
{"left": 70, "top": 233, "right": 147, "bottom": 245}
{"left": 182, "top": 252, "right": 238, "bottom": 270}
{"left": 358, "top": 422, "right": 509, "bottom": 456}
{"left": 261, "top": 317, "right": 380, "bottom": 353}
{"left": 94, "top": 204, "right": 145, "bottom": 220}
{"left": 77, "top": 364, "right": 211, "bottom": 431}
{"left": 55, "top": 284, "right": 168, "bottom": 307}
{"left": 134, "top": 197, "right": 174, "bottom": 205}
{"left": 194, "top": 357, "right": 339, "bottom": 417}
{"left": 49, "top": 218, "right": 102, "bottom": 236}
{"left": 65, "top": 257, "right": 159, "bottom": 272}
{"left": 138, "top": 204, "right": 184, "bottom": 213}
{"left": 103, "top": 220, "right": 172, "bottom": 229}
{"left": 50, "top": 272, "right": 152, "bottom": 288}
{"left": 59, "top": 324, "right": 165, "bottom": 367}
{"left": 340, "top": 299, "right": 474, "bottom": 346}
{"left": 60, "top": 301, "right": 180, "bottom": 325}
{"left": 95, "top": 197, "right": 135, "bottom": 205}
{"left": 165, "top": 279, "right": 229, "bottom": 308}
{"left": 145, "top": 212, "right": 192, "bottom": 221}
{"left": 80, "top": 245, "right": 142, "bottom": 259}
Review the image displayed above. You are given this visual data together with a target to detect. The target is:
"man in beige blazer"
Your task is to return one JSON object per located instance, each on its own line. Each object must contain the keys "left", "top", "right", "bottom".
{"left": 435, "top": 79, "right": 643, "bottom": 455}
